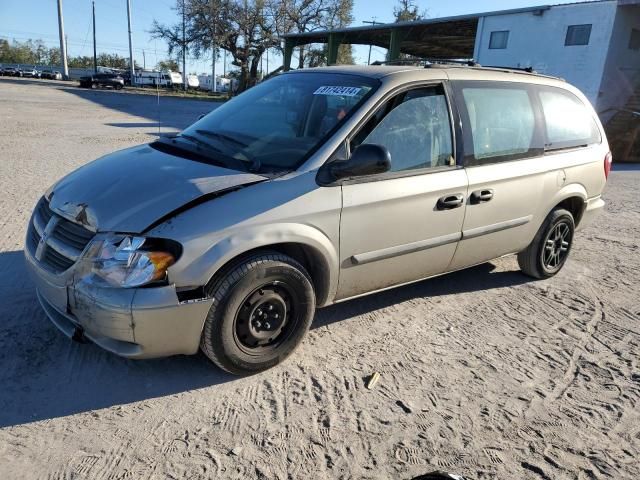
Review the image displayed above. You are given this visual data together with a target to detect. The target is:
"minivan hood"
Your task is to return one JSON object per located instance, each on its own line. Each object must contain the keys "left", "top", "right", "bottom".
{"left": 47, "top": 144, "right": 267, "bottom": 233}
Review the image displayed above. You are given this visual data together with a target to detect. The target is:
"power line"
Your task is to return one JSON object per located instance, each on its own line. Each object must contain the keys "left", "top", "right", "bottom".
{"left": 0, "top": 34, "right": 159, "bottom": 56}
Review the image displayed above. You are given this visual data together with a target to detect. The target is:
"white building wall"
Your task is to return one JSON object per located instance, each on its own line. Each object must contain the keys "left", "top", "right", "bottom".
{"left": 598, "top": 3, "right": 640, "bottom": 118}
{"left": 474, "top": 1, "right": 619, "bottom": 106}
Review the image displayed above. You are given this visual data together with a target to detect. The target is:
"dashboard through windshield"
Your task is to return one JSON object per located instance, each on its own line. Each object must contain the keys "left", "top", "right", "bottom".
{"left": 181, "top": 72, "right": 379, "bottom": 171}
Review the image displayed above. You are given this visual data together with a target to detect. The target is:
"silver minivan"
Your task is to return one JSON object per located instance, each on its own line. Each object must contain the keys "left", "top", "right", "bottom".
{"left": 25, "top": 65, "right": 611, "bottom": 374}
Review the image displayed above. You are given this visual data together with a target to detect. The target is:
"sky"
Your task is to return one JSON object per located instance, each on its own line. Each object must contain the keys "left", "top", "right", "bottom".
{"left": 1, "top": 0, "right": 582, "bottom": 75}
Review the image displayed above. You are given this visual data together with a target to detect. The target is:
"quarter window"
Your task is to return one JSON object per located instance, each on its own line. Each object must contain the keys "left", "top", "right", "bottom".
{"left": 489, "top": 31, "right": 509, "bottom": 49}
{"left": 460, "top": 86, "right": 539, "bottom": 164}
{"left": 565, "top": 24, "right": 592, "bottom": 46}
{"left": 352, "top": 86, "right": 454, "bottom": 172}
{"left": 538, "top": 88, "right": 600, "bottom": 150}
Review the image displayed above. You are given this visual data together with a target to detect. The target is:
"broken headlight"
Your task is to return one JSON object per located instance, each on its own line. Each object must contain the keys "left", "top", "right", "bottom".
{"left": 83, "top": 235, "right": 181, "bottom": 288}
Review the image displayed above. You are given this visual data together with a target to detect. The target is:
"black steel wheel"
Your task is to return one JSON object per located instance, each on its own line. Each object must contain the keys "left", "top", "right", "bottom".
{"left": 518, "top": 208, "right": 575, "bottom": 279}
{"left": 200, "top": 251, "right": 315, "bottom": 375}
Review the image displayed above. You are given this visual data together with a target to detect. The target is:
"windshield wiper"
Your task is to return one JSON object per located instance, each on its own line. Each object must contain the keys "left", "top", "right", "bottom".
{"left": 194, "top": 129, "right": 261, "bottom": 172}
{"left": 177, "top": 133, "right": 224, "bottom": 153}
{"left": 195, "top": 129, "right": 248, "bottom": 148}
{"left": 174, "top": 133, "right": 261, "bottom": 172}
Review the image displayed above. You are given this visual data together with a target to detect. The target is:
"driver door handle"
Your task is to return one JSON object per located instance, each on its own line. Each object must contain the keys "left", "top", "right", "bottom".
{"left": 436, "top": 193, "right": 464, "bottom": 210}
{"left": 470, "top": 189, "right": 494, "bottom": 204}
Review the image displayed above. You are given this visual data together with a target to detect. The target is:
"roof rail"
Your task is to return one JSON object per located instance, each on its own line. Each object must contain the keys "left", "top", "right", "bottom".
{"left": 483, "top": 65, "right": 536, "bottom": 73}
{"left": 370, "top": 58, "right": 563, "bottom": 80}
{"left": 371, "top": 58, "right": 478, "bottom": 67}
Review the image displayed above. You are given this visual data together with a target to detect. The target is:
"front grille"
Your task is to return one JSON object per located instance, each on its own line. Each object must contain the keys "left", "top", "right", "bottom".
{"left": 44, "top": 247, "right": 75, "bottom": 271}
{"left": 29, "top": 197, "right": 96, "bottom": 274}
{"left": 52, "top": 219, "right": 94, "bottom": 251}
{"left": 28, "top": 224, "right": 41, "bottom": 251}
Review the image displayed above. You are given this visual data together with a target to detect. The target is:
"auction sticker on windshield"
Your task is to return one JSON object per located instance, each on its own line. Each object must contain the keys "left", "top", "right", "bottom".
{"left": 314, "top": 86, "right": 363, "bottom": 96}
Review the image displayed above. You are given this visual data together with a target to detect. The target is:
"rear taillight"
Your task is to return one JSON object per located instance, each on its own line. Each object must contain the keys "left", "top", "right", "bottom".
{"left": 604, "top": 151, "right": 613, "bottom": 180}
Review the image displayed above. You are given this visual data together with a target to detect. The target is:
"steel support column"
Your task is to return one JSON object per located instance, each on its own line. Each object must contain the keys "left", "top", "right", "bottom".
{"left": 283, "top": 39, "right": 295, "bottom": 71}
{"left": 327, "top": 33, "right": 344, "bottom": 65}
{"left": 388, "top": 28, "right": 407, "bottom": 61}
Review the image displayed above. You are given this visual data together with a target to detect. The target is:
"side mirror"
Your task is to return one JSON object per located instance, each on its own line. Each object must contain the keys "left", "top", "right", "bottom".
{"left": 330, "top": 144, "right": 391, "bottom": 180}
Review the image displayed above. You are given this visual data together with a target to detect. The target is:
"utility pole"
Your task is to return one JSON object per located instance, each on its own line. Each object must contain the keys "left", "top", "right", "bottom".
{"left": 142, "top": 50, "right": 146, "bottom": 69}
{"left": 363, "top": 18, "right": 379, "bottom": 65}
{"left": 211, "top": 0, "right": 217, "bottom": 93}
{"left": 182, "top": 0, "right": 187, "bottom": 91}
{"left": 56, "top": 0, "right": 69, "bottom": 79}
{"left": 266, "top": 48, "right": 269, "bottom": 76}
{"left": 92, "top": 1, "right": 97, "bottom": 73}
{"left": 65, "top": 35, "right": 69, "bottom": 59}
{"left": 126, "top": 0, "right": 135, "bottom": 85}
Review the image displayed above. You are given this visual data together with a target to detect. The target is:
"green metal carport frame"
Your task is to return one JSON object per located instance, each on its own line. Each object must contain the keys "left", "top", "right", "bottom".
{"left": 282, "top": 5, "right": 552, "bottom": 70}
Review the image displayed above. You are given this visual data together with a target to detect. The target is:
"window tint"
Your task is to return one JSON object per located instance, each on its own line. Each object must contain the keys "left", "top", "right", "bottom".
{"left": 538, "top": 88, "right": 600, "bottom": 150}
{"left": 629, "top": 28, "right": 640, "bottom": 50}
{"left": 353, "top": 86, "right": 454, "bottom": 172}
{"left": 460, "top": 86, "right": 538, "bottom": 163}
{"left": 489, "top": 31, "right": 509, "bottom": 49}
{"left": 565, "top": 24, "right": 592, "bottom": 46}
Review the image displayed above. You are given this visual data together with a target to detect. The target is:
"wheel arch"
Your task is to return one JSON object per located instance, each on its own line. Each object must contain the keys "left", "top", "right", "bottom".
{"left": 205, "top": 242, "right": 333, "bottom": 307}
{"left": 548, "top": 183, "right": 588, "bottom": 227}
{"left": 177, "top": 224, "right": 339, "bottom": 308}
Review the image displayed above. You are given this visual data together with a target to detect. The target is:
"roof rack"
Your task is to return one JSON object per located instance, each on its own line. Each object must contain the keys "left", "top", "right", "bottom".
{"left": 482, "top": 65, "right": 536, "bottom": 73}
{"left": 370, "top": 58, "right": 562, "bottom": 80}
{"left": 371, "top": 58, "right": 477, "bottom": 67}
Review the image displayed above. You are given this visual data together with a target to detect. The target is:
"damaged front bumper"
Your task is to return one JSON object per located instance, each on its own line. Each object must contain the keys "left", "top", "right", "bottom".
{"left": 25, "top": 246, "right": 212, "bottom": 359}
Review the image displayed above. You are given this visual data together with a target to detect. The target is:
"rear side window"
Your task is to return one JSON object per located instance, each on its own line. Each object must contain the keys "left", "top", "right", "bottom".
{"left": 537, "top": 87, "right": 601, "bottom": 150}
{"left": 457, "top": 83, "right": 541, "bottom": 164}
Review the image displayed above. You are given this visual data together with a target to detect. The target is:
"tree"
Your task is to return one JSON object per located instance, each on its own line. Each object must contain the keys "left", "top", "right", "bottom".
{"left": 269, "top": 0, "right": 354, "bottom": 68}
{"left": 48, "top": 47, "right": 61, "bottom": 67}
{"left": 153, "top": 0, "right": 278, "bottom": 92}
{"left": 0, "top": 39, "right": 11, "bottom": 62}
{"left": 393, "top": 0, "right": 424, "bottom": 23}
{"left": 389, "top": 0, "right": 426, "bottom": 61}
{"left": 157, "top": 59, "right": 180, "bottom": 71}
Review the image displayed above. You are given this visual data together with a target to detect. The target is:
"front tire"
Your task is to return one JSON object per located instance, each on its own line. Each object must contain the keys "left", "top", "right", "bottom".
{"left": 518, "top": 208, "right": 575, "bottom": 279}
{"left": 200, "top": 251, "right": 316, "bottom": 375}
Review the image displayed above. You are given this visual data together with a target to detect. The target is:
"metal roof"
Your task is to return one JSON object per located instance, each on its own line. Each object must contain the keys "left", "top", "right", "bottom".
{"left": 282, "top": 0, "right": 617, "bottom": 40}
{"left": 283, "top": 5, "right": 557, "bottom": 40}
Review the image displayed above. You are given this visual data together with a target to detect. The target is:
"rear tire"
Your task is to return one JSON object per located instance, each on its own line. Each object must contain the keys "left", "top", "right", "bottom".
{"left": 200, "top": 251, "right": 316, "bottom": 375}
{"left": 518, "top": 208, "right": 575, "bottom": 279}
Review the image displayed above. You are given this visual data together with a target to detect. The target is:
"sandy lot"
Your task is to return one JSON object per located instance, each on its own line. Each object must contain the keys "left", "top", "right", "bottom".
{"left": 0, "top": 77, "right": 638, "bottom": 480}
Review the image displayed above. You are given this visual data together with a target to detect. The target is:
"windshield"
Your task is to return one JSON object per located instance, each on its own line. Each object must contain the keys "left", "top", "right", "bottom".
{"left": 181, "top": 72, "right": 378, "bottom": 171}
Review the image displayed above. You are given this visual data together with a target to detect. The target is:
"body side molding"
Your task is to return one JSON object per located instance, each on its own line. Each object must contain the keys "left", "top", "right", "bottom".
{"left": 462, "top": 215, "right": 533, "bottom": 240}
{"left": 351, "top": 232, "right": 461, "bottom": 266}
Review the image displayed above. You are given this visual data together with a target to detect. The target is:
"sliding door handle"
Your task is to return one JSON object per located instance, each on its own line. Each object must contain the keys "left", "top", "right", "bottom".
{"left": 436, "top": 193, "right": 464, "bottom": 210}
{"left": 470, "top": 189, "right": 494, "bottom": 204}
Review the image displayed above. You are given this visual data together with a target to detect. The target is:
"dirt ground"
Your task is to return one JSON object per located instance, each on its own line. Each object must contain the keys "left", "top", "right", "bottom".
{"left": 0, "top": 77, "right": 638, "bottom": 480}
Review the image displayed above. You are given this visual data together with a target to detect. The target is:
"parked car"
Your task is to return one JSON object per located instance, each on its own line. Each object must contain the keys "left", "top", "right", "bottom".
{"left": 79, "top": 73, "right": 125, "bottom": 89}
{"left": 26, "top": 65, "right": 610, "bottom": 375}
{"left": 20, "top": 67, "right": 40, "bottom": 78}
{"left": 1, "top": 67, "right": 20, "bottom": 77}
{"left": 40, "top": 69, "right": 63, "bottom": 80}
